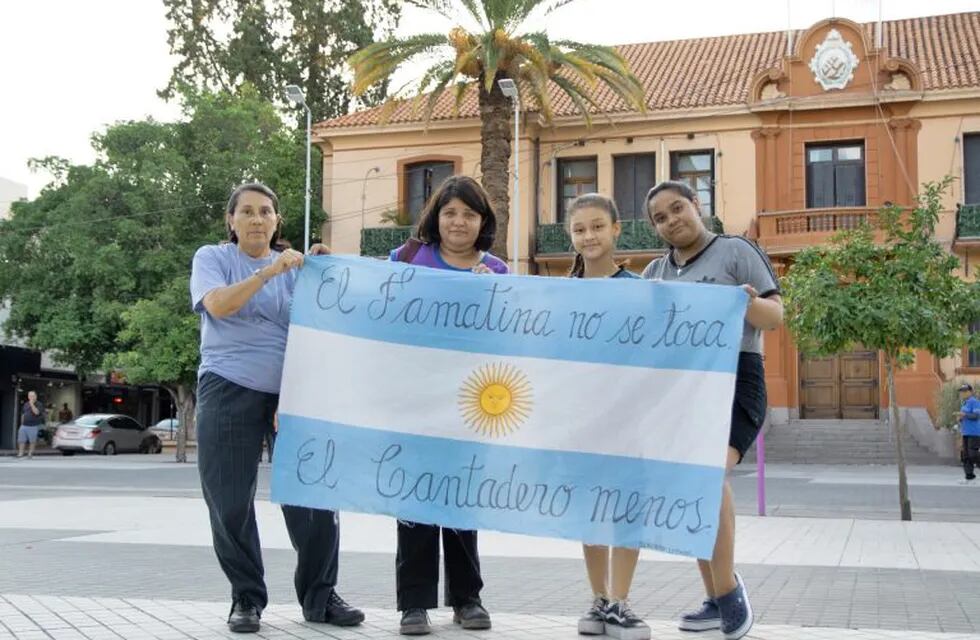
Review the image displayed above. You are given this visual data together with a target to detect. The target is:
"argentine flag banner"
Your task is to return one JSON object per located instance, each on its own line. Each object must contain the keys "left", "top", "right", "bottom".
{"left": 271, "top": 255, "right": 747, "bottom": 559}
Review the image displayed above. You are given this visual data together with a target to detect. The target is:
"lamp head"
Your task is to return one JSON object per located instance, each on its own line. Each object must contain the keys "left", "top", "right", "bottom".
{"left": 497, "top": 78, "right": 518, "bottom": 99}
{"left": 285, "top": 85, "right": 306, "bottom": 105}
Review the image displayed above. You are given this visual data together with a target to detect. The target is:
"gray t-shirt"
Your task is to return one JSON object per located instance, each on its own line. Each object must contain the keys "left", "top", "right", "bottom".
{"left": 641, "top": 235, "right": 779, "bottom": 354}
{"left": 190, "top": 243, "right": 297, "bottom": 394}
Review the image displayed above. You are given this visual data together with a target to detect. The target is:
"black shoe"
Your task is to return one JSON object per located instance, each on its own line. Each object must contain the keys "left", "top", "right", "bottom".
{"left": 400, "top": 608, "right": 431, "bottom": 635}
{"left": 228, "top": 598, "right": 261, "bottom": 634}
{"left": 306, "top": 591, "right": 365, "bottom": 626}
{"left": 453, "top": 603, "right": 491, "bottom": 630}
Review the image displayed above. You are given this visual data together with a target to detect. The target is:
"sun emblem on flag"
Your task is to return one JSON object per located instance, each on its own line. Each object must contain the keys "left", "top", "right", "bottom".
{"left": 458, "top": 363, "right": 533, "bottom": 437}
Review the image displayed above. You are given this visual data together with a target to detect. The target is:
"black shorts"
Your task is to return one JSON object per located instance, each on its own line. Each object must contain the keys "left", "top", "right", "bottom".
{"left": 729, "top": 352, "right": 767, "bottom": 463}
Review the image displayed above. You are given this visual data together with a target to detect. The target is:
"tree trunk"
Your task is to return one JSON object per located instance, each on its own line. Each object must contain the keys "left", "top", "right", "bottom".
{"left": 478, "top": 75, "right": 513, "bottom": 261}
{"left": 885, "top": 354, "right": 912, "bottom": 521}
{"left": 166, "top": 384, "right": 196, "bottom": 464}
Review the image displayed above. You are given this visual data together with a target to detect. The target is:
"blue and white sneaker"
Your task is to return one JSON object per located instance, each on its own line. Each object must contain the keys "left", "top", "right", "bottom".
{"left": 677, "top": 598, "right": 721, "bottom": 631}
{"left": 716, "top": 573, "right": 753, "bottom": 640}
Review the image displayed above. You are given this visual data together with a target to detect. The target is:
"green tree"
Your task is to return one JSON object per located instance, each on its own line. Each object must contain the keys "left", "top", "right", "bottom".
{"left": 348, "top": 0, "right": 646, "bottom": 260}
{"left": 0, "top": 87, "right": 317, "bottom": 460}
{"left": 106, "top": 277, "right": 200, "bottom": 462}
{"left": 782, "top": 178, "right": 980, "bottom": 520}
{"left": 161, "top": 0, "right": 400, "bottom": 121}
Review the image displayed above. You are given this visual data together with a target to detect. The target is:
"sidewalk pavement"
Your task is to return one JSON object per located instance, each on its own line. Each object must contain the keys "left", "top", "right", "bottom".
{"left": 2, "top": 595, "right": 979, "bottom": 640}
{"left": 4, "top": 494, "right": 980, "bottom": 572}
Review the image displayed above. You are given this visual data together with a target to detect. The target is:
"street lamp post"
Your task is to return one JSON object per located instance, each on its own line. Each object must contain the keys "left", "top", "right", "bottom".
{"left": 497, "top": 78, "right": 520, "bottom": 273}
{"left": 285, "top": 85, "right": 312, "bottom": 253}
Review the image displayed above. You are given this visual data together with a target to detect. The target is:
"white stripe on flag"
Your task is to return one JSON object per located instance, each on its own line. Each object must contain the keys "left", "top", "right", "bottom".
{"left": 280, "top": 325, "right": 735, "bottom": 469}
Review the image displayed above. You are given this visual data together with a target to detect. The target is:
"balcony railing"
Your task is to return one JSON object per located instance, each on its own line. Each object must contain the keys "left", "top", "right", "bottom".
{"left": 361, "top": 226, "right": 412, "bottom": 257}
{"left": 536, "top": 217, "right": 724, "bottom": 255}
{"left": 755, "top": 207, "right": 876, "bottom": 254}
{"left": 956, "top": 203, "right": 980, "bottom": 240}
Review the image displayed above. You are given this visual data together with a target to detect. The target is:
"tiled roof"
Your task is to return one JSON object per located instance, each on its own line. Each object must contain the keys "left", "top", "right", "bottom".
{"left": 318, "top": 11, "right": 980, "bottom": 131}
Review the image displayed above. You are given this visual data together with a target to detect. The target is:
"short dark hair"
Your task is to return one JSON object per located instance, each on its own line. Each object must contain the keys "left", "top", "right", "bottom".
{"left": 226, "top": 182, "right": 283, "bottom": 250}
{"left": 566, "top": 193, "right": 621, "bottom": 278}
{"left": 413, "top": 175, "right": 497, "bottom": 252}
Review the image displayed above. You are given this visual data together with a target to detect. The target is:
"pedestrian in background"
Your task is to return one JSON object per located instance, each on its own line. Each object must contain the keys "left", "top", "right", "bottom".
{"left": 956, "top": 383, "right": 980, "bottom": 484}
{"left": 18, "top": 391, "right": 44, "bottom": 459}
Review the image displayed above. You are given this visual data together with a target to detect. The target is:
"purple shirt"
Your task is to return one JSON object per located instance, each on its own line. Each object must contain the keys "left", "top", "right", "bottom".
{"left": 389, "top": 242, "right": 509, "bottom": 274}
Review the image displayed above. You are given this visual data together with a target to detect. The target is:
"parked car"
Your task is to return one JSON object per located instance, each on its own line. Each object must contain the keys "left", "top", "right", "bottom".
{"left": 53, "top": 414, "right": 163, "bottom": 455}
{"left": 149, "top": 418, "right": 179, "bottom": 441}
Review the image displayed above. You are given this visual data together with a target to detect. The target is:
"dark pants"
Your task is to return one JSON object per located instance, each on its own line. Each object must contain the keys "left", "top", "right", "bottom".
{"left": 964, "top": 435, "right": 980, "bottom": 478}
{"left": 396, "top": 521, "right": 483, "bottom": 611}
{"left": 197, "top": 371, "right": 340, "bottom": 617}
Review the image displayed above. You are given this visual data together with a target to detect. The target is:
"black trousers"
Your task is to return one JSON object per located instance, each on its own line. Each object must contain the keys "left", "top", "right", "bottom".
{"left": 396, "top": 521, "right": 484, "bottom": 610}
{"left": 963, "top": 435, "right": 980, "bottom": 478}
{"left": 197, "top": 371, "right": 340, "bottom": 618}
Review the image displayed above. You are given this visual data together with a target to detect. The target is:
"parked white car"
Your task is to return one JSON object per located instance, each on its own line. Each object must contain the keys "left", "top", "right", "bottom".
{"left": 149, "top": 418, "right": 179, "bottom": 441}
{"left": 53, "top": 414, "right": 162, "bottom": 455}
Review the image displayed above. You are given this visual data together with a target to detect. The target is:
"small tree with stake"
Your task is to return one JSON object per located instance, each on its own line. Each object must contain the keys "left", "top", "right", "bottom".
{"left": 782, "top": 178, "right": 980, "bottom": 521}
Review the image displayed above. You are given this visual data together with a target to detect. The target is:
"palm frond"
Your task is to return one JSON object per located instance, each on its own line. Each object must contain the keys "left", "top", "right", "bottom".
{"left": 550, "top": 75, "right": 601, "bottom": 127}
{"left": 481, "top": 31, "right": 503, "bottom": 92}
{"left": 518, "top": 66, "right": 554, "bottom": 121}
{"left": 349, "top": 33, "right": 448, "bottom": 96}
{"left": 403, "top": 0, "right": 457, "bottom": 22}
{"left": 451, "top": 81, "right": 472, "bottom": 116}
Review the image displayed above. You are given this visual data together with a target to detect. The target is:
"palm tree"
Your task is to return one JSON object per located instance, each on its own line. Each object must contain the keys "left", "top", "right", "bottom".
{"left": 349, "top": 0, "right": 645, "bottom": 260}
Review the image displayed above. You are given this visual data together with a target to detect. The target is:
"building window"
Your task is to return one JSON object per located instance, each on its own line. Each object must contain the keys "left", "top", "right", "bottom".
{"left": 969, "top": 321, "right": 980, "bottom": 369}
{"left": 806, "top": 142, "right": 866, "bottom": 208}
{"left": 670, "top": 150, "right": 714, "bottom": 216}
{"left": 965, "top": 133, "right": 980, "bottom": 204}
{"left": 405, "top": 161, "right": 455, "bottom": 221}
{"left": 557, "top": 157, "right": 598, "bottom": 221}
{"left": 613, "top": 153, "right": 656, "bottom": 220}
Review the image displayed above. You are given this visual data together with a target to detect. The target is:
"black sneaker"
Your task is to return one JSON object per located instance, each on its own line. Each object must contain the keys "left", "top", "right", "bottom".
{"left": 604, "top": 600, "right": 650, "bottom": 640}
{"left": 400, "top": 608, "right": 431, "bottom": 635}
{"left": 577, "top": 596, "right": 608, "bottom": 635}
{"left": 228, "top": 598, "right": 260, "bottom": 634}
{"left": 678, "top": 598, "right": 721, "bottom": 631}
{"left": 453, "top": 602, "right": 491, "bottom": 630}
{"left": 305, "top": 591, "right": 364, "bottom": 626}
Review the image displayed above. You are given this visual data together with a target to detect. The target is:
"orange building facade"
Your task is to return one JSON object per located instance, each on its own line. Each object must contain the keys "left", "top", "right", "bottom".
{"left": 313, "top": 12, "right": 980, "bottom": 427}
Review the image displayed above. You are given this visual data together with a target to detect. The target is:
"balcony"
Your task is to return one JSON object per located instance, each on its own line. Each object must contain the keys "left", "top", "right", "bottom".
{"left": 361, "top": 226, "right": 412, "bottom": 257}
{"left": 755, "top": 207, "right": 877, "bottom": 255}
{"left": 535, "top": 217, "right": 724, "bottom": 256}
{"left": 954, "top": 203, "right": 980, "bottom": 249}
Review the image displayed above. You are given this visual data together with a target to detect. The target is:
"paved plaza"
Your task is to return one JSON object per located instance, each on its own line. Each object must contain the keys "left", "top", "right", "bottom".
{"left": 1, "top": 456, "right": 979, "bottom": 639}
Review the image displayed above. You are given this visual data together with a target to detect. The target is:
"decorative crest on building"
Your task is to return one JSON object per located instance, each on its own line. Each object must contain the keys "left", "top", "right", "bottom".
{"left": 809, "top": 29, "right": 860, "bottom": 91}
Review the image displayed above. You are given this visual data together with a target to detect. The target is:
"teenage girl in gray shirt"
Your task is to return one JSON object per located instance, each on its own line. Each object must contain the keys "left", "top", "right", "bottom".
{"left": 642, "top": 181, "right": 783, "bottom": 640}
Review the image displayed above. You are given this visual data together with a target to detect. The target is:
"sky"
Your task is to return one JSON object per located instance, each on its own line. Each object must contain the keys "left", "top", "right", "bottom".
{"left": 1, "top": 0, "right": 978, "bottom": 199}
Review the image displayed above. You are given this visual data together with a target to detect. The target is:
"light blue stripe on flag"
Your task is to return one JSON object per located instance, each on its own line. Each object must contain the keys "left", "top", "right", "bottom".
{"left": 271, "top": 413, "right": 726, "bottom": 559}
{"left": 290, "top": 255, "right": 746, "bottom": 374}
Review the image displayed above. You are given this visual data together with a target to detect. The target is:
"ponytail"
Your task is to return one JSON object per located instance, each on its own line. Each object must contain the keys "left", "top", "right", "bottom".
{"left": 568, "top": 252, "right": 586, "bottom": 278}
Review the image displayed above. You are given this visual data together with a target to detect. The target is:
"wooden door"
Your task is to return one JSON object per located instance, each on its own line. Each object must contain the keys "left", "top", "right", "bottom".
{"left": 800, "top": 356, "right": 840, "bottom": 418}
{"left": 839, "top": 351, "right": 878, "bottom": 418}
{"left": 800, "top": 350, "right": 879, "bottom": 419}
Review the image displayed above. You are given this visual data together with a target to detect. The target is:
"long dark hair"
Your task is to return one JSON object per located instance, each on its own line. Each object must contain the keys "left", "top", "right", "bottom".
{"left": 566, "top": 193, "right": 621, "bottom": 278}
{"left": 226, "top": 182, "right": 283, "bottom": 250}
{"left": 644, "top": 180, "right": 702, "bottom": 219}
{"left": 414, "top": 175, "right": 497, "bottom": 252}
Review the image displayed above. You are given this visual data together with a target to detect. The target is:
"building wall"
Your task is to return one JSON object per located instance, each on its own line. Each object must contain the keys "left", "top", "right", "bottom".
{"left": 315, "top": 15, "right": 980, "bottom": 421}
